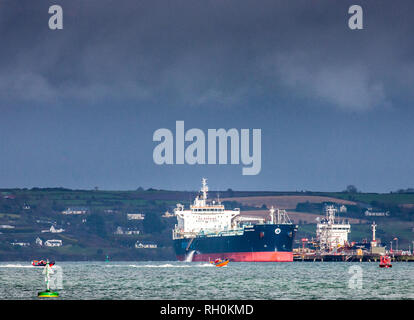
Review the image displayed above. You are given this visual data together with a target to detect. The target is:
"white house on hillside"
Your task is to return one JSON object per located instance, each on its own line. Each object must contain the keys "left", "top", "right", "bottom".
{"left": 127, "top": 213, "right": 145, "bottom": 220}
{"left": 0, "top": 225, "right": 15, "bottom": 229}
{"left": 124, "top": 229, "right": 140, "bottom": 235}
{"left": 42, "top": 225, "right": 65, "bottom": 233}
{"left": 35, "top": 237, "right": 43, "bottom": 246}
{"left": 364, "top": 208, "right": 390, "bottom": 217}
{"left": 61, "top": 207, "right": 89, "bottom": 215}
{"left": 11, "top": 242, "right": 30, "bottom": 247}
{"left": 44, "top": 239, "right": 63, "bottom": 247}
{"left": 135, "top": 241, "right": 157, "bottom": 249}
{"left": 50, "top": 225, "right": 64, "bottom": 233}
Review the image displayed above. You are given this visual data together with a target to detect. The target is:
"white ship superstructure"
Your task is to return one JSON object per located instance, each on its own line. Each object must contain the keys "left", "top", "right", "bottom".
{"left": 316, "top": 205, "right": 351, "bottom": 250}
{"left": 173, "top": 178, "right": 241, "bottom": 239}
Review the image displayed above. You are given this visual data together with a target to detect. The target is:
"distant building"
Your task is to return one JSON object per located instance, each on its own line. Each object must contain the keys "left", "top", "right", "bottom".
{"left": 371, "top": 246, "right": 386, "bottom": 254}
{"left": 0, "top": 225, "right": 15, "bottom": 229}
{"left": 162, "top": 211, "right": 175, "bottom": 218}
{"left": 364, "top": 208, "right": 389, "bottom": 217}
{"left": 124, "top": 229, "right": 140, "bottom": 235}
{"left": 114, "top": 227, "right": 140, "bottom": 235}
{"left": 35, "top": 237, "right": 43, "bottom": 246}
{"left": 135, "top": 241, "right": 157, "bottom": 249}
{"left": 114, "top": 226, "right": 124, "bottom": 235}
{"left": 11, "top": 242, "right": 30, "bottom": 247}
{"left": 127, "top": 213, "right": 145, "bottom": 220}
{"left": 35, "top": 219, "right": 55, "bottom": 224}
{"left": 61, "top": 207, "right": 89, "bottom": 215}
{"left": 50, "top": 225, "right": 64, "bottom": 233}
{"left": 42, "top": 225, "right": 65, "bottom": 233}
{"left": 104, "top": 209, "right": 120, "bottom": 214}
{"left": 44, "top": 239, "right": 63, "bottom": 247}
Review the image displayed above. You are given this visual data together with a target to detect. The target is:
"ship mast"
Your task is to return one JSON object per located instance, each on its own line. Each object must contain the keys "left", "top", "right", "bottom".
{"left": 326, "top": 205, "right": 336, "bottom": 225}
{"left": 201, "top": 178, "right": 208, "bottom": 203}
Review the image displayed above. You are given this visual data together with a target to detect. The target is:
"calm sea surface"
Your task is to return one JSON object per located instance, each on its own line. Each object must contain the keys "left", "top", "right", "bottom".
{"left": 0, "top": 261, "right": 413, "bottom": 300}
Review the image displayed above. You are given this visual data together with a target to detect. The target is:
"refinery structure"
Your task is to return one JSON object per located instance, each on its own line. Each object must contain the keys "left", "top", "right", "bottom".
{"left": 295, "top": 203, "right": 394, "bottom": 261}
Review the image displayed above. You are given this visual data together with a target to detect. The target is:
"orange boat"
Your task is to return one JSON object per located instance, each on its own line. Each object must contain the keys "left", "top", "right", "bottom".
{"left": 210, "top": 258, "right": 229, "bottom": 267}
{"left": 32, "top": 260, "right": 55, "bottom": 267}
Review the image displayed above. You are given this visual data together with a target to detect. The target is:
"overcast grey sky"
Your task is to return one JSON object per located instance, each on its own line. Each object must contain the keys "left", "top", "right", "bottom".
{"left": 0, "top": 0, "right": 413, "bottom": 192}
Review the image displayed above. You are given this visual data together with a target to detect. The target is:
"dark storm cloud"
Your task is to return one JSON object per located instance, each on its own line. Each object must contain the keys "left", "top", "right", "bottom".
{"left": 1, "top": 0, "right": 414, "bottom": 111}
{"left": 1, "top": 0, "right": 414, "bottom": 192}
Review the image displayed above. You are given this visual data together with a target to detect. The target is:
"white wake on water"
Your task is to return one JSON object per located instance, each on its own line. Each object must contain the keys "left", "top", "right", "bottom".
{"left": 131, "top": 263, "right": 213, "bottom": 268}
{"left": 104, "top": 263, "right": 213, "bottom": 268}
{"left": 0, "top": 264, "right": 34, "bottom": 268}
{"left": 184, "top": 250, "right": 196, "bottom": 262}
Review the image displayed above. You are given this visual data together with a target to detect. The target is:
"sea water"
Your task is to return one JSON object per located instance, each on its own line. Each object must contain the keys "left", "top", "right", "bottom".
{"left": 0, "top": 261, "right": 413, "bottom": 300}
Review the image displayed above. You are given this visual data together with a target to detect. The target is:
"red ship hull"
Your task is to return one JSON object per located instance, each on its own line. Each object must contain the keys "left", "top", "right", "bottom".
{"left": 177, "top": 251, "right": 293, "bottom": 262}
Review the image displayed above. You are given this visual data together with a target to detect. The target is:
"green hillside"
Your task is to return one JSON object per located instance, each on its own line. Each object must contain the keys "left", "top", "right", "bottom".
{"left": 0, "top": 188, "right": 413, "bottom": 261}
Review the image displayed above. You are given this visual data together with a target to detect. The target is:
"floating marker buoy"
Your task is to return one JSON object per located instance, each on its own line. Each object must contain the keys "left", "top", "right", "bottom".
{"left": 379, "top": 255, "right": 392, "bottom": 268}
{"left": 38, "top": 290, "right": 59, "bottom": 298}
{"left": 37, "top": 260, "right": 59, "bottom": 298}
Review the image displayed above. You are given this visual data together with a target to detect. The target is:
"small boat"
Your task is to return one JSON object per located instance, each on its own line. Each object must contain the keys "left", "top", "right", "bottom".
{"left": 379, "top": 255, "right": 392, "bottom": 268}
{"left": 210, "top": 258, "right": 229, "bottom": 267}
{"left": 32, "top": 260, "right": 55, "bottom": 267}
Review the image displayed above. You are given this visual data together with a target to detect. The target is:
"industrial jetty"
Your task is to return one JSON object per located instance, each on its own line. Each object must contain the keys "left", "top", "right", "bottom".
{"left": 294, "top": 205, "right": 414, "bottom": 262}
{"left": 172, "top": 178, "right": 297, "bottom": 262}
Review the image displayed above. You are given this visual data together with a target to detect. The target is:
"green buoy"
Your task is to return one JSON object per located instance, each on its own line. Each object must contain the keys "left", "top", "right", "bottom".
{"left": 38, "top": 290, "right": 59, "bottom": 298}
{"left": 37, "top": 260, "right": 59, "bottom": 298}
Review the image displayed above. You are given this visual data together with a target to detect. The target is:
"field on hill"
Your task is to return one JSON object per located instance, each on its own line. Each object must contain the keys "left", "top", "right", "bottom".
{"left": 317, "top": 192, "right": 414, "bottom": 205}
{"left": 0, "top": 188, "right": 413, "bottom": 260}
{"left": 240, "top": 210, "right": 366, "bottom": 224}
{"left": 222, "top": 195, "right": 356, "bottom": 210}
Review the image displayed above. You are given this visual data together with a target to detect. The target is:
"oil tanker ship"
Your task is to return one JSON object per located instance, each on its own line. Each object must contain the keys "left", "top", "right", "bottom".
{"left": 172, "top": 179, "right": 297, "bottom": 262}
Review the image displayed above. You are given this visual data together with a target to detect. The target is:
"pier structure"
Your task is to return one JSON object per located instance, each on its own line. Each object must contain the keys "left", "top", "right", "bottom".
{"left": 295, "top": 213, "right": 414, "bottom": 262}
{"left": 293, "top": 252, "right": 414, "bottom": 262}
